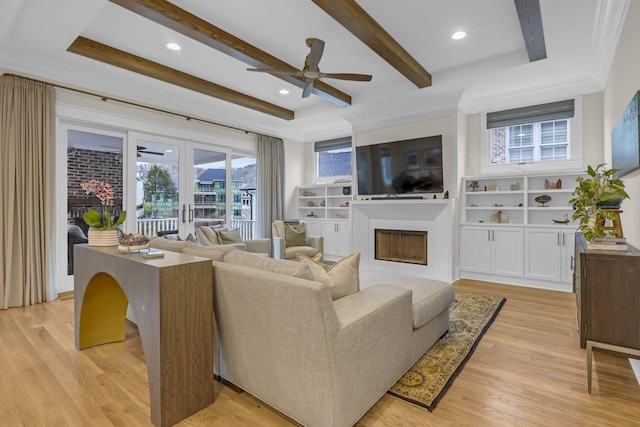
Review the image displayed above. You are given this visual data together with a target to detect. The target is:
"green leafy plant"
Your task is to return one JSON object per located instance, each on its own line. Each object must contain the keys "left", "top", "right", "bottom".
{"left": 570, "top": 164, "right": 629, "bottom": 241}
{"left": 81, "top": 179, "right": 126, "bottom": 231}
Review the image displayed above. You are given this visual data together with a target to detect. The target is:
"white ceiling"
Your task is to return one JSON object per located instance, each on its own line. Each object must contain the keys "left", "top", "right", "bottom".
{"left": 0, "top": 0, "right": 629, "bottom": 142}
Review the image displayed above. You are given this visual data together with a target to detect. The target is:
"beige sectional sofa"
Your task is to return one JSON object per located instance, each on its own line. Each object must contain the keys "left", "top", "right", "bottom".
{"left": 149, "top": 239, "right": 454, "bottom": 427}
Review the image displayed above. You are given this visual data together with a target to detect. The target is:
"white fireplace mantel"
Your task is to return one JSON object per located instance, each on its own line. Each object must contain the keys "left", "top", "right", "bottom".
{"left": 351, "top": 198, "right": 456, "bottom": 282}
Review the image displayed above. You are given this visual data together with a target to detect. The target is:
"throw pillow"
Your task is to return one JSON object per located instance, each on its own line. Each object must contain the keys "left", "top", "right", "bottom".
{"left": 219, "top": 228, "right": 243, "bottom": 244}
{"left": 298, "top": 251, "right": 360, "bottom": 300}
{"left": 199, "top": 226, "right": 221, "bottom": 245}
{"left": 285, "top": 223, "right": 308, "bottom": 247}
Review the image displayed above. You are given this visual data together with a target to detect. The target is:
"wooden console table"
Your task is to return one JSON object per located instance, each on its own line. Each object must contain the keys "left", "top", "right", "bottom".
{"left": 574, "top": 233, "right": 640, "bottom": 393}
{"left": 74, "top": 245, "right": 214, "bottom": 426}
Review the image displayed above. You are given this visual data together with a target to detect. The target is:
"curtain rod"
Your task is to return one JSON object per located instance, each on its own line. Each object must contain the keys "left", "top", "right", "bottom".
{"left": 2, "top": 73, "right": 269, "bottom": 137}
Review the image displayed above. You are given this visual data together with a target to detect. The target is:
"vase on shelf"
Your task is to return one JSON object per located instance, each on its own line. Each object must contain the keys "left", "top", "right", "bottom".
{"left": 87, "top": 229, "right": 120, "bottom": 247}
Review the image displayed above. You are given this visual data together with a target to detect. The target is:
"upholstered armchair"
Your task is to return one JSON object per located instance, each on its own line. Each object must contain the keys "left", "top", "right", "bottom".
{"left": 196, "top": 225, "right": 271, "bottom": 256}
{"left": 271, "top": 220, "right": 323, "bottom": 260}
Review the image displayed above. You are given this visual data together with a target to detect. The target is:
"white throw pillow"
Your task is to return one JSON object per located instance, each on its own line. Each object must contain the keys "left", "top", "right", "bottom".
{"left": 298, "top": 251, "right": 360, "bottom": 300}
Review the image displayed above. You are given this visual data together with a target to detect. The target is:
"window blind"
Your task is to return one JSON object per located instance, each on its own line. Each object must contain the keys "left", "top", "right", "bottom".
{"left": 314, "top": 136, "right": 352, "bottom": 152}
{"left": 487, "top": 99, "right": 574, "bottom": 129}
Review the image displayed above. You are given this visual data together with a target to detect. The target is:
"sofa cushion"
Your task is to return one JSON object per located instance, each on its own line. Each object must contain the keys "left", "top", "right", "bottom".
{"left": 298, "top": 251, "right": 360, "bottom": 300}
{"left": 359, "top": 271, "right": 454, "bottom": 329}
{"left": 285, "top": 223, "right": 308, "bottom": 247}
{"left": 219, "top": 228, "right": 243, "bottom": 244}
{"left": 181, "top": 243, "right": 237, "bottom": 261}
{"left": 149, "top": 237, "right": 191, "bottom": 252}
{"left": 223, "top": 250, "right": 314, "bottom": 280}
{"left": 285, "top": 245, "right": 319, "bottom": 259}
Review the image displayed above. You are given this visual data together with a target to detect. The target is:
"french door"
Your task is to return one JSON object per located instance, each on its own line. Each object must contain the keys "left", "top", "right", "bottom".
{"left": 130, "top": 133, "right": 231, "bottom": 238}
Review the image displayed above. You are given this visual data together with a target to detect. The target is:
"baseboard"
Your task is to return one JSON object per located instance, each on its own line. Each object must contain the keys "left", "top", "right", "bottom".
{"left": 57, "top": 291, "right": 74, "bottom": 300}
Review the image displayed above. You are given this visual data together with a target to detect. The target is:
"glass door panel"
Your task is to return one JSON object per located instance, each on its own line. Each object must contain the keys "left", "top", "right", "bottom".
{"left": 67, "top": 129, "right": 124, "bottom": 276}
{"left": 136, "top": 138, "right": 180, "bottom": 237}
{"left": 193, "top": 148, "right": 227, "bottom": 231}
{"left": 231, "top": 154, "right": 257, "bottom": 239}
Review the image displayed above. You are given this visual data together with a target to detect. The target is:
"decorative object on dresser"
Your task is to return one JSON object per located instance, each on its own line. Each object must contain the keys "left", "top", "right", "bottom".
{"left": 569, "top": 164, "right": 629, "bottom": 242}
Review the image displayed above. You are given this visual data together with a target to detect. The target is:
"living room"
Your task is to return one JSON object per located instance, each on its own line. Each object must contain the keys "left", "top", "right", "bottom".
{"left": 2, "top": 0, "right": 640, "bottom": 426}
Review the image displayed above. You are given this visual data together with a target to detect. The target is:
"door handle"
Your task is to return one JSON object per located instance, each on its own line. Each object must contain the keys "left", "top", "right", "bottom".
{"left": 570, "top": 255, "right": 575, "bottom": 271}
{"left": 189, "top": 204, "right": 194, "bottom": 222}
{"left": 181, "top": 204, "right": 186, "bottom": 223}
{"left": 488, "top": 230, "right": 491, "bottom": 241}
{"left": 557, "top": 232, "right": 560, "bottom": 246}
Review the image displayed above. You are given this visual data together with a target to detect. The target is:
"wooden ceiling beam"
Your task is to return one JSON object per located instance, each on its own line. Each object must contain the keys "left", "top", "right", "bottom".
{"left": 67, "top": 36, "right": 295, "bottom": 120}
{"left": 109, "top": 0, "right": 352, "bottom": 107}
{"left": 311, "top": 0, "right": 431, "bottom": 88}
{"left": 514, "top": 0, "right": 547, "bottom": 61}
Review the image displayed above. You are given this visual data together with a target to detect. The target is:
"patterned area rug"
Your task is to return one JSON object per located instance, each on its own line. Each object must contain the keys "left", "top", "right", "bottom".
{"left": 387, "top": 292, "right": 506, "bottom": 411}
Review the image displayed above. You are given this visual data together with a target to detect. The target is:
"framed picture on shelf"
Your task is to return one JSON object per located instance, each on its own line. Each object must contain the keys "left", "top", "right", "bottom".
{"left": 405, "top": 151, "right": 420, "bottom": 170}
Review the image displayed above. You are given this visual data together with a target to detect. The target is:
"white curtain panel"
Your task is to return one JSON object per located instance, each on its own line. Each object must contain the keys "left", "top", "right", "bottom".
{"left": 0, "top": 75, "right": 55, "bottom": 308}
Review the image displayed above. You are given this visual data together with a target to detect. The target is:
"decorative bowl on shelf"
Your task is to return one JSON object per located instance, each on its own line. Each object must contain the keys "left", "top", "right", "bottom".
{"left": 535, "top": 195, "right": 551, "bottom": 207}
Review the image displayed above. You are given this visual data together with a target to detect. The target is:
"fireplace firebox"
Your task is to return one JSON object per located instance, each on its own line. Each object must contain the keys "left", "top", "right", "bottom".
{"left": 374, "top": 229, "right": 427, "bottom": 265}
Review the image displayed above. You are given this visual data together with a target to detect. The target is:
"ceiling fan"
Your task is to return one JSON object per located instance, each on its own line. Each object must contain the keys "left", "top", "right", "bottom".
{"left": 137, "top": 145, "right": 164, "bottom": 157}
{"left": 247, "top": 38, "right": 372, "bottom": 98}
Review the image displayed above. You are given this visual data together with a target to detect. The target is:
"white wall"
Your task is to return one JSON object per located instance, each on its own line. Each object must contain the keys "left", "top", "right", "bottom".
{"left": 603, "top": 0, "right": 640, "bottom": 249}
{"left": 283, "top": 138, "right": 310, "bottom": 220}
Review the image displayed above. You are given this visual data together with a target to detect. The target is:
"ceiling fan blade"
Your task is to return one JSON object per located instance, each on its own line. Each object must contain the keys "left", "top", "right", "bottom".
{"left": 321, "top": 73, "right": 372, "bottom": 81}
{"left": 139, "top": 150, "right": 164, "bottom": 156}
{"left": 302, "top": 79, "right": 314, "bottom": 98}
{"left": 306, "top": 38, "right": 325, "bottom": 72}
{"left": 247, "top": 68, "right": 300, "bottom": 77}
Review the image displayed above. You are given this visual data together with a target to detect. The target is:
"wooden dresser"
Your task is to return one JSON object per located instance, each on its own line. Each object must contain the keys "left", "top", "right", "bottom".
{"left": 574, "top": 233, "right": 640, "bottom": 392}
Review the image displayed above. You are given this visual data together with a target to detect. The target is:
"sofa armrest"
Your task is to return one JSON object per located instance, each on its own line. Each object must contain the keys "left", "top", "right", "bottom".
{"left": 273, "top": 236, "right": 286, "bottom": 259}
{"left": 245, "top": 238, "right": 271, "bottom": 255}
{"left": 307, "top": 235, "right": 324, "bottom": 254}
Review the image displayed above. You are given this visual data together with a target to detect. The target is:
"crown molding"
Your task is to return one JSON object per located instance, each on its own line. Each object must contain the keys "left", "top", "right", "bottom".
{"left": 590, "top": 0, "right": 631, "bottom": 87}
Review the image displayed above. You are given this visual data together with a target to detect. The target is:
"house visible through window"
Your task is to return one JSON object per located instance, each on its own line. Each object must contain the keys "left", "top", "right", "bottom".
{"left": 487, "top": 99, "right": 573, "bottom": 165}
{"left": 315, "top": 136, "right": 352, "bottom": 178}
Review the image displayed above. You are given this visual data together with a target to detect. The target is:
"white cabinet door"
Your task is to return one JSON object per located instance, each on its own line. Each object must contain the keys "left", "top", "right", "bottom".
{"left": 492, "top": 228, "right": 524, "bottom": 277}
{"left": 460, "top": 226, "right": 492, "bottom": 274}
{"left": 322, "top": 222, "right": 339, "bottom": 255}
{"left": 304, "top": 220, "right": 322, "bottom": 237}
{"left": 321, "top": 221, "right": 352, "bottom": 257}
{"left": 525, "top": 228, "right": 561, "bottom": 281}
{"left": 561, "top": 230, "right": 576, "bottom": 283}
{"left": 337, "top": 223, "right": 351, "bottom": 256}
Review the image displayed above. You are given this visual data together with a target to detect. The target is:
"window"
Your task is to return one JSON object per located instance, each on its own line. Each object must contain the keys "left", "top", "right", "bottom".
{"left": 315, "top": 136, "right": 352, "bottom": 178}
{"left": 487, "top": 99, "right": 574, "bottom": 166}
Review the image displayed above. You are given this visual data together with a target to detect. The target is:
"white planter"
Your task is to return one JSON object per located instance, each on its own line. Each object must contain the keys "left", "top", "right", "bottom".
{"left": 87, "top": 229, "right": 119, "bottom": 247}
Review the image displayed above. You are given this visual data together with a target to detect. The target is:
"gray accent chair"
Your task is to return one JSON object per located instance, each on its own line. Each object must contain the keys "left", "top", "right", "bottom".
{"left": 272, "top": 220, "right": 323, "bottom": 260}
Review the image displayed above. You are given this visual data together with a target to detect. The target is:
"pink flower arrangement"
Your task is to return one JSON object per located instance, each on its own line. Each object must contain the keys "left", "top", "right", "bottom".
{"left": 81, "top": 179, "right": 126, "bottom": 231}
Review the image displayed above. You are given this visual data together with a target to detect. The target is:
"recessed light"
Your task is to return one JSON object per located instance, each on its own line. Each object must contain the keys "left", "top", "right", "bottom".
{"left": 166, "top": 42, "right": 181, "bottom": 51}
{"left": 451, "top": 31, "right": 467, "bottom": 40}
{"left": 279, "top": 89, "right": 290, "bottom": 95}
{"left": 165, "top": 149, "right": 173, "bottom": 153}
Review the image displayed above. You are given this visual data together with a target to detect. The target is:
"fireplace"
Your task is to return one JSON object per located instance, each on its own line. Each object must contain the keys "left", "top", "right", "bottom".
{"left": 375, "top": 229, "right": 427, "bottom": 265}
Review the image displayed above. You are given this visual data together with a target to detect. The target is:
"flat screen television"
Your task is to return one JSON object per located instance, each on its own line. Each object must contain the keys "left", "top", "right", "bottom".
{"left": 612, "top": 90, "right": 640, "bottom": 178}
{"left": 356, "top": 135, "right": 443, "bottom": 196}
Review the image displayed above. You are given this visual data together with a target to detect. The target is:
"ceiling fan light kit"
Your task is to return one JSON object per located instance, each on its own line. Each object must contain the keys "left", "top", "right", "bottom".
{"left": 247, "top": 38, "right": 372, "bottom": 98}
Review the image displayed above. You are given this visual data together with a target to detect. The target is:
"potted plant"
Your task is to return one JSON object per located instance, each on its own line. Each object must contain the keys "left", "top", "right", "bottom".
{"left": 81, "top": 179, "right": 126, "bottom": 246}
{"left": 570, "top": 164, "right": 629, "bottom": 241}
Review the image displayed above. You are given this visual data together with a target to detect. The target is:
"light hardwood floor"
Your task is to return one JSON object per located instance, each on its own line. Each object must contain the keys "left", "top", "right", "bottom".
{"left": 1, "top": 279, "right": 639, "bottom": 426}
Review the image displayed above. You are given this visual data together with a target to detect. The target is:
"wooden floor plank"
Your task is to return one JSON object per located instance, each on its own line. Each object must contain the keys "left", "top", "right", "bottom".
{"left": 0, "top": 279, "right": 639, "bottom": 426}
